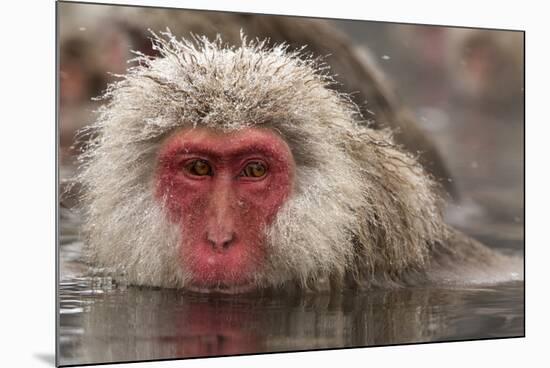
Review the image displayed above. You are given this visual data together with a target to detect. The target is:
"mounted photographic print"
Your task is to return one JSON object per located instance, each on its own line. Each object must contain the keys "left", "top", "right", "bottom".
{"left": 57, "top": 1, "right": 525, "bottom": 366}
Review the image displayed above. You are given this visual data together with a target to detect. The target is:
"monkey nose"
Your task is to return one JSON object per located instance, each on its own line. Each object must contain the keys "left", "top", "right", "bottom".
{"left": 206, "top": 231, "right": 236, "bottom": 250}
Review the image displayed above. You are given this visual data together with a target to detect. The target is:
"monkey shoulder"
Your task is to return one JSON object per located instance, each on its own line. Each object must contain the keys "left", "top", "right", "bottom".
{"left": 420, "top": 228, "right": 523, "bottom": 286}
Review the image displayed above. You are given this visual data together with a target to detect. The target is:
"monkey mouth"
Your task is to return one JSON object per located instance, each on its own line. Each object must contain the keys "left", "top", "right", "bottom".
{"left": 182, "top": 246, "right": 263, "bottom": 293}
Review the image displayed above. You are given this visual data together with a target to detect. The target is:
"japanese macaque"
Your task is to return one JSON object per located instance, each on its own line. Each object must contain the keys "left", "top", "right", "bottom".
{"left": 77, "top": 32, "right": 521, "bottom": 293}
{"left": 446, "top": 29, "right": 524, "bottom": 109}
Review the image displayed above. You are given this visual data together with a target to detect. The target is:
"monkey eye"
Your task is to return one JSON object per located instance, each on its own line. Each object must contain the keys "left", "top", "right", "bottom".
{"left": 184, "top": 159, "right": 213, "bottom": 176}
{"left": 240, "top": 161, "right": 267, "bottom": 178}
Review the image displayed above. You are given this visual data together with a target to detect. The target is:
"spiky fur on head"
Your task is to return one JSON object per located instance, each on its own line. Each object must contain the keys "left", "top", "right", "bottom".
{"left": 78, "top": 31, "right": 446, "bottom": 291}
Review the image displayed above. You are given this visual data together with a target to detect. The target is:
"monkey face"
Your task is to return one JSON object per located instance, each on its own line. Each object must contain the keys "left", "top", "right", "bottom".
{"left": 155, "top": 127, "right": 295, "bottom": 293}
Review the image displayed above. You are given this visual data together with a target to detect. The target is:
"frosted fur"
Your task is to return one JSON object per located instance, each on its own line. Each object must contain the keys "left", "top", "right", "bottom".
{"left": 78, "top": 31, "right": 448, "bottom": 290}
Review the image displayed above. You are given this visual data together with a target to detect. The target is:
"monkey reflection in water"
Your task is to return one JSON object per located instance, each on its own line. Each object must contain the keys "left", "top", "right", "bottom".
{"left": 69, "top": 285, "right": 522, "bottom": 362}
{"left": 77, "top": 32, "right": 522, "bottom": 294}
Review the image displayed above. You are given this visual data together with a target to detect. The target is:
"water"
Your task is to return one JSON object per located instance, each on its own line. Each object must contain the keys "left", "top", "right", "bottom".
{"left": 58, "top": 275, "right": 523, "bottom": 366}
{"left": 57, "top": 215, "right": 524, "bottom": 366}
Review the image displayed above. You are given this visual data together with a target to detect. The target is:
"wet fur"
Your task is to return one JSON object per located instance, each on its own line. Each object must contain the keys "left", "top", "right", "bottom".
{"left": 77, "top": 32, "right": 520, "bottom": 291}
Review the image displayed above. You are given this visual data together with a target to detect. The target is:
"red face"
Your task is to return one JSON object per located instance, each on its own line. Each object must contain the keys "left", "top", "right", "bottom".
{"left": 156, "top": 127, "right": 295, "bottom": 292}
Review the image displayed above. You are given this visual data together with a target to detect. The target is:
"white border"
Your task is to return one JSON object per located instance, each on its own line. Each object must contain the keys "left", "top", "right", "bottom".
{"left": 2, "top": 1, "right": 547, "bottom": 367}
